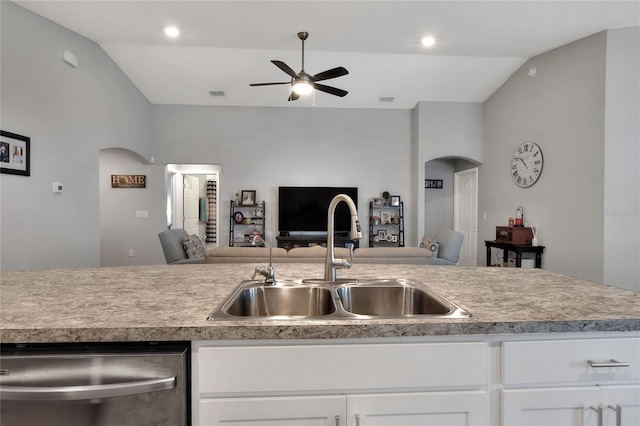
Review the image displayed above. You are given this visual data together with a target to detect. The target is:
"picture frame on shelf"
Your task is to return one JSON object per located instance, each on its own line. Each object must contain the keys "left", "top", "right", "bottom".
{"left": 378, "top": 230, "right": 387, "bottom": 240}
{"left": 390, "top": 195, "right": 401, "bottom": 206}
{"left": 0, "top": 130, "right": 30, "bottom": 176}
{"left": 240, "top": 190, "right": 256, "bottom": 205}
{"left": 380, "top": 211, "right": 392, "bottom": 225}
{"left": 373, "top": 197, "right": 384, "bottom": 206}
{"left": 234, "top": 211, "right": 244, "bottom": 224}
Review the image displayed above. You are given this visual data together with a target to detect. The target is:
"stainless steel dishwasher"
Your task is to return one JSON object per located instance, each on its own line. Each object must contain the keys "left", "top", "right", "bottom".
{"left": 0, "top": 341, "right": 189, "bottom": 426}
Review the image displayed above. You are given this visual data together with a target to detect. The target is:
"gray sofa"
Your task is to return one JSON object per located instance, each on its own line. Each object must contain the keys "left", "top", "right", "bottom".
{"left": 205, "top": 245, "right": 433, "bottom": 265}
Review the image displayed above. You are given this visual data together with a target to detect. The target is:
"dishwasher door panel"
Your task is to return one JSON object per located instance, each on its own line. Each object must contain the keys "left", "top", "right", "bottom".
{"left": 0, "top": 342, "right": 189, "bottom": 426}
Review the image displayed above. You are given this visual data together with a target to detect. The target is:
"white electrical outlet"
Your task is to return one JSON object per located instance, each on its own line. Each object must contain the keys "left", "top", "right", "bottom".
{"left": 128, "top": 249, "right": 134, "bottom": 257}
{"left": 52, "top": 182, "right": 64, "bottom": 193}
{"left": 136, "top": 210, "right": 149, "bottom": 218}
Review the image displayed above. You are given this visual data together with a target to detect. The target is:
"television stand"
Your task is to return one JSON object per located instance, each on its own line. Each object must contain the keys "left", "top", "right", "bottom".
{"left": 276, "top": 233, "right": 359, "bottom": 251}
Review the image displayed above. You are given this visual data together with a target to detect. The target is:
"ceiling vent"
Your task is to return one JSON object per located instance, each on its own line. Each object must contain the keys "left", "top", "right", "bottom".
{"left": 209, "top": 90, "right": 225, "bottom": 97}
{"left": 379, "top": 96, "right": 394, "bottom": 103}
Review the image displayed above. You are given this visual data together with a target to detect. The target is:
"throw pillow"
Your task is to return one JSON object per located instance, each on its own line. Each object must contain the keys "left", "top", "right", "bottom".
{"left": 183, "top": 234, "right": 205, "bottom": 259}
{"left": 420, "top": 235, "right": 435, "bottom": 249}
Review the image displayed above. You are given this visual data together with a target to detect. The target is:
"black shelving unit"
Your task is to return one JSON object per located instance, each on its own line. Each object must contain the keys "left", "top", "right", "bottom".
{"left": 368, "top": 201, "right": 404, "bottom": 247}
{"left": 229, "top": 201, "right": 266, "bottom": 247}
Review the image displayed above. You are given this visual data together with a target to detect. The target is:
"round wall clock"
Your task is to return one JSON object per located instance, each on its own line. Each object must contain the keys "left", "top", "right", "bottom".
{"left": 511, "top": 142, "right": 543, "bottom": 188}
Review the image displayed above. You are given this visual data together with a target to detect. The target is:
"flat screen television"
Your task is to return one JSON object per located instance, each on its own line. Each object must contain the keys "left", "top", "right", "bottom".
{"left": 278, "top": 186, "right": 358, "bottom": 235}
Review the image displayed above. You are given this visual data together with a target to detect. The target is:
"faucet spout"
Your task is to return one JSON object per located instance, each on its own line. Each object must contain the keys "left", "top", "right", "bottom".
{"left": 324, "top": 194, "right": 362, "bottom": 281}
{"left": 252, "top": 236, "right": 276, "bottom": 284}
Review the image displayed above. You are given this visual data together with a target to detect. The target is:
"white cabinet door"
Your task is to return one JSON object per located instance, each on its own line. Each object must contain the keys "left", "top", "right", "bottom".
{"left": 199, "top": 395, "right": 345, "bottom": 426}
{"left": 502, "top": 387, "right": 601, "bottom": 426}
{"left": 347, "top": 391, "right": 489, "bottom": 426}
{"left": 601, "top": 385, "right": 640, "bottom": 426}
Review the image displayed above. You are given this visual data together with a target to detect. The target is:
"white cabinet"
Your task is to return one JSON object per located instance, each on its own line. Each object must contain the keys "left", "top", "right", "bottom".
{"left": 502, "top": 338, "right": 640, "bottom": 426}
{"left": 193, "top": 334, "right": 639, "bottom": 426}
{"left": 200, "top": 392, "right": 488, "bottom": 426}
{"left": 601, "top": 386, "right": 640, "bottom": 426}
{"left": 503, "top": 387, "right": 602, "bottom": 425}
{"left": 346, "top": 391, "right": 488, "bottom": 426}
{"left": 193, "top": 341, "right": 489, "bottom": 426}
{"left": 199, "top": 395, "right": 344, "bottom": 426}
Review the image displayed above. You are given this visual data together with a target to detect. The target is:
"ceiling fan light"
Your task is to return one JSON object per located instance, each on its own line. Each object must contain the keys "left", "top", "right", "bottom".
{"left": 292, "top": 81, "right": 313, "bottom": 95}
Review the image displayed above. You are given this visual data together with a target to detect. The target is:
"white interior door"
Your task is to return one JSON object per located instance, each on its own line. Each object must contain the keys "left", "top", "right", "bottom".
{"left": 183, "top": 175, "right": 199, "bottom": 235}
{"left": 454, "top": 168, "right": 478, "bottom": 266}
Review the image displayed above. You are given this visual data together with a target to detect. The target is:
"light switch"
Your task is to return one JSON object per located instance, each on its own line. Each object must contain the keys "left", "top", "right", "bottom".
{"left": 52, "top": 182, "right": 63, "bottom": 193}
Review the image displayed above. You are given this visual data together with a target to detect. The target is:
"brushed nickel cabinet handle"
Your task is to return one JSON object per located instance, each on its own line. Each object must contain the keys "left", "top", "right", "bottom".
{"left": 355, "top": 414, "right": 361, "bottom": 426}
{"left": 335, "top": 415, "right": 340, "bottom": 426}
{"left": 588, "top": 359, "right": 630, "bottom": 368}
{"left": 591, "top": 406, "right": 603, "bottom": 426}
{"left": 608, "top": 404, "right": 622, "bottom": 426}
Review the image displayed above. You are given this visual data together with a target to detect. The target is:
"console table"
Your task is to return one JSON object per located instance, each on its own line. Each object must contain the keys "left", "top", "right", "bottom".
{"left": 485, "top": 240, "right": 545, "bottom": 268}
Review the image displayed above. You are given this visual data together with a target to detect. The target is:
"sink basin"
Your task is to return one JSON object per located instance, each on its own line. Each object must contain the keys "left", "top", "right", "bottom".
{"left": 208, "top": 279, "right": 472, "bottom": 320}
{"left": 225, "top": 286, "right": 336, "bottom": 317}
{"left": 335, "top": 285, "right": 451, "bottom": 316}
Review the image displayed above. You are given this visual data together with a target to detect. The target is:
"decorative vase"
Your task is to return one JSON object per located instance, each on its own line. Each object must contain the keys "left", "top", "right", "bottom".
{"left": 531, "top": 237, "right": 539, "bottom": 247}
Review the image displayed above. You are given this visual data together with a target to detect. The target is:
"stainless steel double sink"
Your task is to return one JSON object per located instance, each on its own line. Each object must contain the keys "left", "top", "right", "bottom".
{"left": 208, "top": 279, "right": 472, "bottom": 320}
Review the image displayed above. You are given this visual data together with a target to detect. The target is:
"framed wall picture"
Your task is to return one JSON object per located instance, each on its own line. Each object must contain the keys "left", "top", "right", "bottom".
{"left": 240, "top": 190, "right": 256, "bottom": 205}
{"left": 0, "top": 130, "right": 30, "bottom": 176}
{"left": 425, "top": 179, "right": 443, "bottom": 189}
{"left": 377, "top": 230, "right": 386, "bottom": 239}
{"left": 390, "top": 195, "right": 401, "bottom": 206}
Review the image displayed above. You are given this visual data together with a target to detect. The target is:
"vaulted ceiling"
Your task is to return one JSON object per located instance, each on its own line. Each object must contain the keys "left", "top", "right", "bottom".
{"left": 14, "top": 1, "right": 640, "bottom": 109}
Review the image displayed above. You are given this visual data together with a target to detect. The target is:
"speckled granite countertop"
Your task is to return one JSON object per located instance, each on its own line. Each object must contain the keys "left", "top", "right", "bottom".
{"left": 1, "top": 264, "right": 639, "bottom": 343}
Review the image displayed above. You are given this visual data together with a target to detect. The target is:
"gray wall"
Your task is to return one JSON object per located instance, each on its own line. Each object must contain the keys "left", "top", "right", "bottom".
{"left": 99, "top": 149, "right": 166, "bottom": 266}
{"left": 423, "top": 159, "right": 456, "bottom": 237}
{"left": 0, "top": 2, "right": 152, "bottom": 270}
{"left": 481, "top": 32, "right": 607, "bottom": 283}
{"left": 603, "top": 27, "right": 640, "bottom": 292}
{"left": 150, "top": 105, "right": 413, "bottom": 247}
{"left": 412, "top": 102, "right": 484, "bottom": 242}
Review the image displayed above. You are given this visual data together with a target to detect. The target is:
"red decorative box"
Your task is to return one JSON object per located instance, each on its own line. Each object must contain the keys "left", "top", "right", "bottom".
{"left": 495, "top": 226, "right": 533, "bottom": 244}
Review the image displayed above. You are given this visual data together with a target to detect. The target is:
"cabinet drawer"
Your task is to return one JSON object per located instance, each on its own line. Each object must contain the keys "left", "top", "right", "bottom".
{"left": 198, "top": 342, "right": 487, "bottom": 394}
{"left": 503, "top": 338, "right": 640, "bottom": 385}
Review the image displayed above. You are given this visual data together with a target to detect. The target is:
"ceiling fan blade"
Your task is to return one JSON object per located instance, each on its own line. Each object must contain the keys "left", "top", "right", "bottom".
{"left": 313, "top": 67, "right": 349, "bottom": 82}
{"left": 249, "top": 82, "right": 290, "bottom": 86}
{"left": 288, "top": 91, "right": 300, "bottom": 102}
{"left": 271, "top": 60, "right": 298, "bottom": 78}
{"left": 313, "top": 83, "right": 348, "bottom": 97}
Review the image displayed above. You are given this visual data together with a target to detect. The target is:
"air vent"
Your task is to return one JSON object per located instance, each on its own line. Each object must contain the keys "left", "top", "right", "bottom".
{"left": 379, "top": 96, "right": 394, "bottom": 103}
{"left": 209, "top": 90, "right": 226, "bottom": 97}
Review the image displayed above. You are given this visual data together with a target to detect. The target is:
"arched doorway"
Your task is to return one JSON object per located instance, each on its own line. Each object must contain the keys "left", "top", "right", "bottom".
{"left": 424, "top": 157, "right": 479, "bottom": 266}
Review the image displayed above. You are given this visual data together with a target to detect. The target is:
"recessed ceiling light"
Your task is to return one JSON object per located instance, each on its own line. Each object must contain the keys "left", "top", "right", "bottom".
{"left": 421, "top": 36, "right": 436, "bottom": 47}
{"left": 164, "top": 27, "right": 180, "bottom": 38}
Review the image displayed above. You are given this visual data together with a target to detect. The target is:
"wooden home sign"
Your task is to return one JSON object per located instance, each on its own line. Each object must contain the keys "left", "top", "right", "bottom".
{"left": 111, "top": 175, "right": 146, "bottom": 188}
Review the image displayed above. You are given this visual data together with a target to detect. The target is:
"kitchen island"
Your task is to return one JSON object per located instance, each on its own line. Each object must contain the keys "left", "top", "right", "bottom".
{"left": 2, "top": 264, "right": 639, "bottom": 426}
{"left": 1, "top": 263, "right": 639, "bottom": 343}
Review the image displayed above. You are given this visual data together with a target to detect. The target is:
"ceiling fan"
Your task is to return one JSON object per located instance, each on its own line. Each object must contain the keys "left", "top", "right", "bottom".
{"left": 250, "top": 31, "right": 349, "bottom": 101}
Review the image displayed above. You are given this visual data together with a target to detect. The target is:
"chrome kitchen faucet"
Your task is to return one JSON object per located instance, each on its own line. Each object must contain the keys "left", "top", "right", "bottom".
{"left": 324, "top": 194, "right": 362, "bottom": 281}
